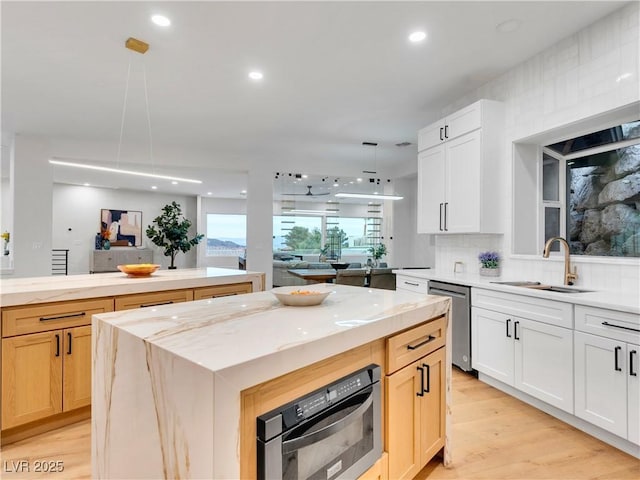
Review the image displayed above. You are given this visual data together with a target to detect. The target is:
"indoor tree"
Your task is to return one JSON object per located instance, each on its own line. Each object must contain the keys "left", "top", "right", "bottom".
{"left": 146, "top": 201, "right": 204, "bottom": 269}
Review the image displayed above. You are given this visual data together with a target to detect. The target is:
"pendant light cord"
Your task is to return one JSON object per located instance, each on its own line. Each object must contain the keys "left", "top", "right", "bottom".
{"left": 116, "top": 57, "right": 132, "bottom": 169}
{"left": 142, "top": 64, "right": 155, "bottom": 174}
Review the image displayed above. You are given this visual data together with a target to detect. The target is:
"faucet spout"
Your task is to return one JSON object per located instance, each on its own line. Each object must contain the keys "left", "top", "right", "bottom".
{"left": 543, "top": 236, "right": 578, "bottom": 286}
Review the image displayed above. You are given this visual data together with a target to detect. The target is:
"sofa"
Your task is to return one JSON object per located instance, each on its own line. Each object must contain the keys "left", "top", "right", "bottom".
{"left": 272, "top": 260, "right": 331, "bottom": 287}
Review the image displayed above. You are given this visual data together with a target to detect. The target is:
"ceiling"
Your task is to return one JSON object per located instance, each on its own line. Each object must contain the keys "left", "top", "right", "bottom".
{"left": 1, "top": 1, "right": 627, "bottom": 199}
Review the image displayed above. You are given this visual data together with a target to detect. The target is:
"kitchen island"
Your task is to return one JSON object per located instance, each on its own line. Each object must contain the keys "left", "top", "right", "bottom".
{"left": 0, "top": 267, "right": 264, "bottom": 444}
{"left": 92, "top": 284, "right": 451, "bottom": 479}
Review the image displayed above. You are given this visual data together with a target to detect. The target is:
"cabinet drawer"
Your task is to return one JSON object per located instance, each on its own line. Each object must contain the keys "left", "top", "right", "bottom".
{"left": 386, "top": 317, "right": 446, "bottom": 374}
{"left": 395, "top": 275, "right": 429, "bottom": 294}
{"left": 193, "top": 283, "right": 252, "bottom": 300}
{"left": 575, "top": 305, "right": 640, "bottom": 344}
{"left": 472, "top": 288, "right": 573, "bottom": 329}
{"left": 115, "top": 289, "right": 194, "bottom": 311}
{"left": 2, "top": 298, "right": 114, "bottom": 337}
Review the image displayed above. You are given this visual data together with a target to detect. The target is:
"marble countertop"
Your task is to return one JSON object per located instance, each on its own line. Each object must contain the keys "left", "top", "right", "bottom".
{"left": 94, "top": 284, "right": 449, "bottom": 388}
{"left": 393, "top": 269, "right": 640, "bottom": 314}
{"left": 0, "top": 267, "right": 264, "bottom": 307}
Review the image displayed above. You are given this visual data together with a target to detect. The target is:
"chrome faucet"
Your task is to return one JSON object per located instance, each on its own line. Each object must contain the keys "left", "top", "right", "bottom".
{"left": 543, "top": 236, "right": 578, "bottom": 285}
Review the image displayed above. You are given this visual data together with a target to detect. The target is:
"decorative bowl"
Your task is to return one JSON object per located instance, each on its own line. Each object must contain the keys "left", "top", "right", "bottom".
{"left": 117, "top": 264, "right": 161, "bottom": 277}
{"left": 271, "top": 286, "right": 333, "bottom": 306}
{"left": 330, "top": 262, "right": 350, "bottom": 270}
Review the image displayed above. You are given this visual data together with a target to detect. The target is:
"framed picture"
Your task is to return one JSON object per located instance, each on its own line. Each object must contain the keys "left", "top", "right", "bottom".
{"left": 100, "top": 209, "right": 143, "bottom": 247}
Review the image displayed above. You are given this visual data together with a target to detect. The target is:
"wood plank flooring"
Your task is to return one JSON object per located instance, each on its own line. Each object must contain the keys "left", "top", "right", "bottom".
{"left": 1, "top": 369, "right": 638, "bottom": 479}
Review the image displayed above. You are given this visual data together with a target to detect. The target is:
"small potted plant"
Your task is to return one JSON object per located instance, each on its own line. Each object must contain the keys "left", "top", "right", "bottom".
{"left": 146, "top": 201, "right": 204, "bottom": 269}
{"left": 478, "top": 251, "right": 500, "bottom": 277}
{"left": 367, "top": 243, "right": 387, "bottom": 267}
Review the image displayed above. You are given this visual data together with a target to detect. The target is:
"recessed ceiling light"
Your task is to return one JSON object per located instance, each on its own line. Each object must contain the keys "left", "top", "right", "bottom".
{"left": 333, "top": 183, "right": 339, "bottom": 187}
{"left": 207, "top": 191, "right": 212, "bottom": 195}
{"left": 241, "top": 190, "right": 247, "bottom": 194}
{"left": 151, "top": 186, "right": 158, "bottom": 190}
{"left": 249, "top": 71, "right": 264, "bottom": 80}
{"left": 409, "top": 31, "right": 427, "bottom": 43}
{"left": 171, "top": 181, "right": 178, "bottom": 185}
{"left": 356, "top": 178, "right": 363, "bottom": 182}
{"left": 302, "top": 174, "right": 308, "bottom": 179}
{"left": 151, "top": 15, "right": 171, "bottom": 27}
{"left": 496, "top": 19, "right": 522, "bottom": 33}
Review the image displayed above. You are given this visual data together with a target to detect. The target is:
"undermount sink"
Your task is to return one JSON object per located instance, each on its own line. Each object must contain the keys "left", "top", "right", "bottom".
{"left": 491, "top": 281, "right": 593, "bottom": 293}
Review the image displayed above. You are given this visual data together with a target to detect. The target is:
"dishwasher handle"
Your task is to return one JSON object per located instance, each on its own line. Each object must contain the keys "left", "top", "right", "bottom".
{"left": 428, "top": 287, "right": 467, "bottom": 299}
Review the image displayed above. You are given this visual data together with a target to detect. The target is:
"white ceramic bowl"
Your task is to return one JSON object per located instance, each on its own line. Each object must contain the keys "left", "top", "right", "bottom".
{"left": 271, "top": 286, "right": 333, "bottom": 306}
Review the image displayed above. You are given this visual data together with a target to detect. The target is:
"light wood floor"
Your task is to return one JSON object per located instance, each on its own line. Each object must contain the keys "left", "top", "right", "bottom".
{"left": 1, "top": 370, "right": 638, "bottom": 479}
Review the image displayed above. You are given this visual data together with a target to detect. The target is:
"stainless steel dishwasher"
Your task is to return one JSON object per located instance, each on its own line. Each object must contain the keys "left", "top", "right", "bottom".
{"left": 428, "top": 280, "right": 472, "bottom": 372}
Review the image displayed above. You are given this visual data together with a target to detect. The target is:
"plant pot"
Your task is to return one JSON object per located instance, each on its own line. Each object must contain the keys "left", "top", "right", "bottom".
{"left": 479, "top": 266, "right": 500, "bottom": 277}
{"left": 102, "top": 240, "right": 111, "bottom": 250}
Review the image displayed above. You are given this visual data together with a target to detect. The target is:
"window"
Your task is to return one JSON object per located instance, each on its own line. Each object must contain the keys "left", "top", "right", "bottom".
{"left": 542, "top": 120, "right": 640, "bottom": 257}
{"left": 206, "top": 214, "right": 246, "bottom": 256}
{"left": 273, "top": 215, "right": 322, "bottom": 254}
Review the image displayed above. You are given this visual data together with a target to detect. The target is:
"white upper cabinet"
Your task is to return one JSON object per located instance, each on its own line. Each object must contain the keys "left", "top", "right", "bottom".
{"left": 417, "top": 99, "right": 504, "bottom": 234}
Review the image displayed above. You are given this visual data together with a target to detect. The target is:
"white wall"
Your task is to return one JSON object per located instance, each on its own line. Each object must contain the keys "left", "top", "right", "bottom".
{"left": 52, "top": 184, "right": 199, "bottom": 274}
{"left": 430, "top": 2, "right": 640, "bottom": 293}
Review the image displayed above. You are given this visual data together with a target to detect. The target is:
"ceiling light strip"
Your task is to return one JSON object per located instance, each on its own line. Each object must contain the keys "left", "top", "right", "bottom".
{"left": 49, "top": 159, "right": 202, "bottom": 184}
{"left": 335, "top": 193, "right": 403, "bottom": 200}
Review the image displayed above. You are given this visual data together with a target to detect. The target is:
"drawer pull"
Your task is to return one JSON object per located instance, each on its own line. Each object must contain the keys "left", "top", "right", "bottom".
{"left": 506, "top": 318, "right": 512, "bottom": 338}
{"left": 140, "top": 301, "right": 174, "bottom": 308}
{"left": 404, "top": 281, "right": 420, "bottom": 287}
{"left": 67, "top": 332, "right": 72, "bottom": 355}
{"left": 602, "top": 321, "right": 640, "bottom": 333}
{"left": 40, "top": 312, "right": 86, "bottom": 322}
{"left": 514, "top": 320, "right": 520, "bottom": 341}
{"left": 55, "top": 334, "right": 60, "bottom": 357}
{"left": 407, "top": 335, "right": 437, "bottom": 351}
{"left": 614, "top": 346, "right": 622, "bottom": 372}
{"left": 631, "top": 350, "right": 637, "bottom": 377}
{"left": 416, "top": 366, "right": 425, "bottom": 397}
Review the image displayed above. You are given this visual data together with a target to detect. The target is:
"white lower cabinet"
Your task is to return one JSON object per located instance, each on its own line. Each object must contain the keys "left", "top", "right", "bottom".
{"left": 574, "top": 331, "right": 639, "bottom": 444}
{"left": 472, "top": 305, "right": 574, "bottom": 413}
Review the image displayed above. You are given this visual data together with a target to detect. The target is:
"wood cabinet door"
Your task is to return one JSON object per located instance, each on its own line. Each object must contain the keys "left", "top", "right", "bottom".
{"left": 514, "top": 318, "right": 574, "bottom": 413}
{"left": 193, "top": 283, "right": 252, "bottom": 300}
{"left": 574, "top": 331, "right": 627, "bottom": 438}
{"left": 63, "top": 325, "right": 92, "bottom": 411}
{"left": 445, "top": 130, "right": 481, "bottom": 233}
{"left": 1, "top": 332, "right": 63, "bottom": 429}
{"left": 472, "top": 308, "right": 514, "bottom": 385}
{"left": 386, "top": 360, "right": 421, "bottom": 480}
{"left": 419, "top": 347, "right": 446, "bottom": 465}
{"left": 417, "top": 146, "right": 445, "bottom": 234}
{"left": 115, "top": 289, "right": 194, "bottom": 311}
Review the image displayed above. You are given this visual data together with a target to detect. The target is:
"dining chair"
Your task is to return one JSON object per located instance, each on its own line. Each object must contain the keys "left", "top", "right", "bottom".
{"left": 369, "top": 268, "right": 396, "bottom": 290}
{"left": 335, "top": 269, "right": 367, "bottom": 287}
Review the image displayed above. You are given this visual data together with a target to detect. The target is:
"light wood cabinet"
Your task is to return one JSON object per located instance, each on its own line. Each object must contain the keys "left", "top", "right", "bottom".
{"left": 114, "top": 289, "right": 194, "bottom": 311}
{"left": 386, "top": 321, "right": 446, "bottom": 480}
{"left": 417, "top": 99, "right": 504, "bottom": 234}
{"left": 193, "top": 282, "right": 252, "bottom": 300}
{"left": 359, "top": 452, "right": 388, "bottom": 480}
{"left": 63, "top": 325, "right": 92, "bottom": 411}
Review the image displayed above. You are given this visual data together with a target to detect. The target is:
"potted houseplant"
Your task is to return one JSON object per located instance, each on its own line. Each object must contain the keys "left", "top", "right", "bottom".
{"left": 146, "top": 201, "right": 204, "bottom": 269}
{"left": 367, "top": 243, "right": 387, "bottom": 267}
{"left": 478, "top": 251, "right": 500, "bottom": 276}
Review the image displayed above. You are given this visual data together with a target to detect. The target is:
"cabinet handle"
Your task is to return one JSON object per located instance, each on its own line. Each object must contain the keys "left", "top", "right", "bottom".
{"left": 614, "top": 346, "right": 622, "bottom": 372}
{"left": 140, "top": 301, "right": 174, "bottom": 308}
{"left": 55, "top": 334, "right": 60, "bottom": 357}
{"left": 630, "top": 350, "right": 637, "bottom": 377}
{"left": 404, "top": 281, "right": 420, "bottom": 287}
{"left": 422, "top": 363, "right": 431, "bottom": 393}
{"left": 439, "top": 203, "right": 444, "bottom": 231}
{"left": 602, "top": 321, "right": 640, "bottom": 333}
{"left": 514, "top": 321, "right": 520, "bottom": 340}
{"left": 444, "top": 125, "right": 449, "bottom": 139}
{"left": 506, "top": 318, "right": 512, "bottom": 338}
{"left": 439, "top": 127, "right": 444, "bottom": 141}
{"left": 67, "top": 332, "right": 72, "bottom": 355}
{"left": 407, "top": 335, "right": 437, "bottom": 351}
{"left": 40, "top": 312, "right": 86, "bottom": 322}
{"left": 444, "top": 203, "right": 448, "bottom": 231}
{"left": 416, "top": 366, "right": 425, "bottom": 397}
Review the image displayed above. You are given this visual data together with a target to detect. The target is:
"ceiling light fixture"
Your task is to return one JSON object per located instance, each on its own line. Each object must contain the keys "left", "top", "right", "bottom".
{"left": 409, "top": 31, "right": 427, "bottom": 43}
{"left": 151, "top": 186, "right": 158, "bottom": 190}
{"left": 171, "top": 181, "right": 178, "bottom": 185}
{"left": 83, "top": 183, "right": 90, "bottom": 187}
{"left": 151, "top": 15, "right": 171, "bottom": 27}
{"left": 48, "top": 159, "right": 202, "bottom": 184}
{"left": 335, "top": 193, "right": 404, "bottom": 200}
{"left": 249, "top": 71, "right": 264, "bottom": 80}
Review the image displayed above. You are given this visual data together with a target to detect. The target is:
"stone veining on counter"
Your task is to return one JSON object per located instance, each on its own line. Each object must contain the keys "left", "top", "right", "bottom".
{"left": 92, "top": 284, "right": 450, "bottom": 479}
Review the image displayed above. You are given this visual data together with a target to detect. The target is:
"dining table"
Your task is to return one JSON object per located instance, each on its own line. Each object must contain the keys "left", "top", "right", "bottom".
{"left": 288, "top": 268, "right": 338, "bottom": 283}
